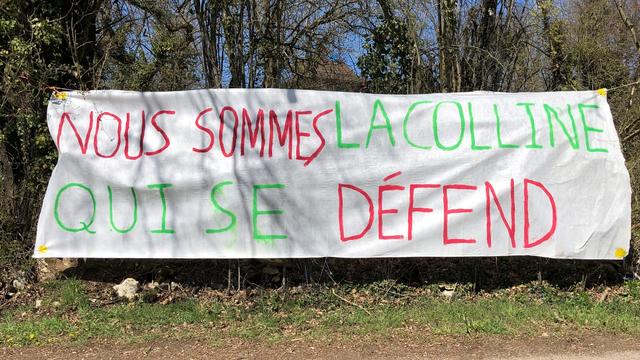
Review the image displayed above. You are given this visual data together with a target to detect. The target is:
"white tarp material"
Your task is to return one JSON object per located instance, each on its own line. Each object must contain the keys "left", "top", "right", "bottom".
{"left": 34, "top": 89, "right": 631, "bottom": 259}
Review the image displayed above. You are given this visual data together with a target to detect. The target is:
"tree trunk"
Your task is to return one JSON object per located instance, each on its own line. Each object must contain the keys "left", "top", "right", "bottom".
{"left": 437, "top": 0, "right": 461, "bottom": 92}
{"left": 194, "top": 0, "right": 223, "bottom": 88}
{"left": 537, "top": 0, "right": 570, "bottom": 90}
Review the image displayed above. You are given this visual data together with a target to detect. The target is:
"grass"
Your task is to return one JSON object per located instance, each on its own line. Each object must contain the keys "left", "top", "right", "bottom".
{"left": 2, "top": 279, "right": 640, "bottom": 347}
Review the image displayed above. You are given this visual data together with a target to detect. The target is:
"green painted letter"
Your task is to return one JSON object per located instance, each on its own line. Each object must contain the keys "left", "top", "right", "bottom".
{"left": 494, "top": 104, "right": 519, "bottom": 148}
{"left": 252, "top": 184, "right": 287, "bottom": 243}
{"left": 206, "top": 181, "right": 237, "bottom": 234}
{"left": 402, "top": 100, "right": 433, "bottom": 150}
{"left": 543, "top": 104, "right": 579, "bottom": 149}
{"left": 433, "top": 101, "right": 465, "bottom": 151}
{"left": 335, "top": 101, "right": 359, "bottom": 148}
{"left": 578, "top": 103, "right": 607, "bottom": 153}
{"left": 147, "top": 183, "right": 175, "bottom": 234}
{"left": 54, "top": 182, "right": 96, "bottom": 234}
{"left": 365, "top": 99, "right": 395, "bottom": 148}
{"left": 467, "top": 102, "right": 491, "bottom": 150}
{"left": 108, "top": 186, "right": 137, "bottom": 233}
{"left": 517, "top": 102, "right": 542, "bottom": 149}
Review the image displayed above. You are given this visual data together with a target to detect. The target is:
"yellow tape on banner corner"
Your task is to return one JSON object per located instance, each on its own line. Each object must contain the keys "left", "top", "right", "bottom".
{"left": 52, "top": 91, "right": 68, "bottom": 100}
{"left": 615, "top": 248, "right": 627, "bottom": 259}
{"left": 596, "top": 88, "right": 607, "bottom": 97}
{"left": 37, "top": 245, "right": 48, "bottom": 254}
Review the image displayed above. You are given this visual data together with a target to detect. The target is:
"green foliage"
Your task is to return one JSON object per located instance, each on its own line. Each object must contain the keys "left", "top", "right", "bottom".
{"left": 0, "top": 0, "right": 200, "bottom": 280}
{"left": 0, "top": 2, "right": 73, "bottom": 279}
{"left": 43, "top": 279, "right": 91, "bottom": 311}
{"left": 357, "top": 17, "right": 422, "bottom": 94}
{"left": 2, "top": 280, "right": 640, "bottom": 347}
{"left": 101, "top": 1, "right": 199, "bottom": 91}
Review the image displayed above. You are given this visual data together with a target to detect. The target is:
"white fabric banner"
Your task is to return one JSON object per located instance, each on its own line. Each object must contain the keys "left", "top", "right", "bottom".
{"left": 34, "top": 89, "right": 630, "bottom": 259}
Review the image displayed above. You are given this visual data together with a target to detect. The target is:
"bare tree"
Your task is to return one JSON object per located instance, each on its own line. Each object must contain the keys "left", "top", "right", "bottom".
{"left": 437, "top": 0, "right": 461, "bottom": 92}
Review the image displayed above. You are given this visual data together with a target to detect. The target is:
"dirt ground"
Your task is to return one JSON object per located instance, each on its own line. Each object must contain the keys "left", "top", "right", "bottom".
{"left": 2, "top": 333, "right": 639, "bottom": 359}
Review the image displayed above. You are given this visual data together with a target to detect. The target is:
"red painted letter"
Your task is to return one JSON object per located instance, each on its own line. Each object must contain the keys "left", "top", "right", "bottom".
{"left": 378, "top": 182, "right": 405, "bottom": 240}
{"left": 145, "top": 110, "right": 175, "bottom": 156}
{"left": 338, "top": 184, "right": 374, "bottom": 241}
{"left": 303, "top": 109, "right": 332, "bottom": 166}
{"left": 269, "top": 110, "right": 293, "bottom": 159}
{"left": 241, "top": 108, "right": 265, "bottom": 156}
{"left": 443, "top": 184, "right": 478, "bottom": 245}
{"left": 295, "top": 110, "right": 313, "bottom": 163}
{"left": 218, "top": 106, "right": 238, "bottom": 157}
{"left": 94, "top": 112, "right": 122, "bottom": 158}
{"left": 56, "top": 112, "right": 93, "bottom": 154}
{"left": 124, "top": 111, "right": 146, "bottom": 160}
{"left": 485, "top": 179, "right": 516, "bottom": 248}
{"left": 192, "top": 108, "right": 215, "bottom": 153}
{"left": 523, "top": 178, "right": 557, "bottom": 248}
{"left": 408, "top": 184, "right": 440, "bottom": 240}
